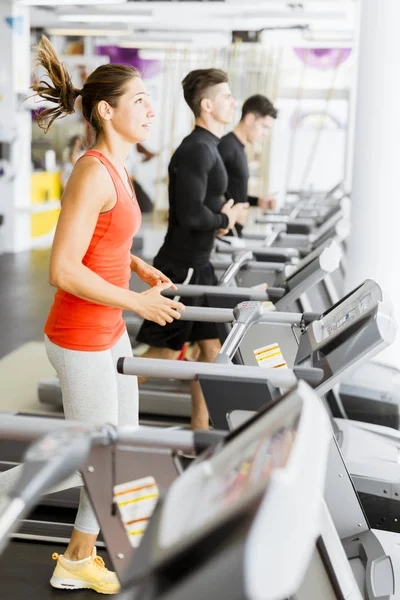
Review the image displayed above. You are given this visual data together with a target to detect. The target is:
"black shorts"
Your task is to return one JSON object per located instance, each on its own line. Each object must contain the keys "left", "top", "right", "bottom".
{"left": 136, "top": 260, "right": 218, "bottom": 351}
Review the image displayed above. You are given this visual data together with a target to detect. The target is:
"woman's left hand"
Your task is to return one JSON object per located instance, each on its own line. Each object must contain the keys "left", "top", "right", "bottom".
{"left": 131, "top": 256, "right": 177, "bottom": 290}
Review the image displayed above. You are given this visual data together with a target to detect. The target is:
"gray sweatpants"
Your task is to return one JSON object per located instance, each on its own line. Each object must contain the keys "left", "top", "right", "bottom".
{"left": 0, "top": 329, "right": 138, "bottom": 535}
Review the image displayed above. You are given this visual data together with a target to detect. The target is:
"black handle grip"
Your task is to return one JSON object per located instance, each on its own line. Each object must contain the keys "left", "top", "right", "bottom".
{"left": 253, "top": 250, "right": 293, "bottom": 263}
{"left": 286, "top": 222, "right": 312, "bottom": 234}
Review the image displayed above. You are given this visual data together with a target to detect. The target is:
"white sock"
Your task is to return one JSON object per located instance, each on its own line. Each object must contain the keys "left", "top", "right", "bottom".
{"left": 63, "top": 555, "right": 91, "bottom": 564}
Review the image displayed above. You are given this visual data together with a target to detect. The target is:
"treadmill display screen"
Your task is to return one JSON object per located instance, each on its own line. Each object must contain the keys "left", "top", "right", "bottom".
{"left": 324, "top": 307, "right": 356, "bottom": 337}
{"left": 158, "top": 395, "right": 303, "bottom": 552}
{"left": 359, "top": 292, "right": 373, "bottom": 314}
{"left": 207, "top": 418, "right": 298, "bottom": 509}
{"left": 314, "top": 281, "right": 381, "bottom": 346}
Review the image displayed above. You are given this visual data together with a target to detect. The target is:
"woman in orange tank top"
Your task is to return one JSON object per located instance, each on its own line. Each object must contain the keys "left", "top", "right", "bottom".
{"left": 0, "top": 37, "right": 185, "bottom": 594}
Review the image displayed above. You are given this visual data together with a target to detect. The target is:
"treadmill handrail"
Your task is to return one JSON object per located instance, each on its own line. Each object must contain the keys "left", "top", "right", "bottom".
{"left": 285, "top": 237, "right": 342, "bottom": 280}
{"left": 0, "top": 425, "right": 93, "bottom": 555}
{"left": 178, "top": 305, "right": 302, "bottom": 326}
{"left": 211, "top": 257, "right": 286, "bottom": 273}
{"left": 117, "top": 356, "right": 298, "bottom": 388}
{"left": 179, "top": 306, "right": 233, "bottom": 323}
{"left": 308, "top": 210, "right": 343, "bottom": 245}
{"left": 0, "top": 415, "right": 195, "bottom": 453}
{"left": 164, "top": 284, "right": 285, "bottom": 301}
{"left": 216, "top": 243, "right": 299, "bottom": 260}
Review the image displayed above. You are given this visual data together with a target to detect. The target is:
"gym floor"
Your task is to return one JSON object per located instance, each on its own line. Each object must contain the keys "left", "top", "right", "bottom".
{"left": 0, "top": 249, "right": 53, "bottom": 360}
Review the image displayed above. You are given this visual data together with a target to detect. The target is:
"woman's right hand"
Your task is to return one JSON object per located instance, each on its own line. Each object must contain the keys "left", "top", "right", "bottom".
{"left": 132, "top": 282, "right": 185, "bottom": 326}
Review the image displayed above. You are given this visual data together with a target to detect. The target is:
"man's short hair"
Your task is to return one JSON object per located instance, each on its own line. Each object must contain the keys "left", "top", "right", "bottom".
{"left": 182, "top": 68, "right": 229, "bottom": 118}
{"left": 241, "top": 94, "right": 278, "bottom": 121}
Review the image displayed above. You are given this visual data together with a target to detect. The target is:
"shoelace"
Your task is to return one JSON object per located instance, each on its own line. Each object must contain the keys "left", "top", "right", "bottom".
{"left": 94, "top": 556, "right": 108, "bottom": 572}
{"left": 51, "top": 552, "right": 108, "bottom": 572}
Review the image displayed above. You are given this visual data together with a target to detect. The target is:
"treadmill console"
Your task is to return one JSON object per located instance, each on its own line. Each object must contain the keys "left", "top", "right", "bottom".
{"left": 121, "top": 381, "right": 333, "bottom": 599}
{"left": 294, "top": 280, "right": 396, "bottom": 395}
{"left": 305, "top": 280, "right": 382, "bottom": 348}
{"left": 157, "top": 393, "right": 301, "bottom": 551}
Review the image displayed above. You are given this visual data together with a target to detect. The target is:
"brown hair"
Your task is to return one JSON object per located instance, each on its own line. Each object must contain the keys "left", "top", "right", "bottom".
{"left": 31, "top": 36, "right": 140, "bottom": 134}
{"left": 241, "top": 94, "right": 278, "bottom": 121}
{"left": 181, "top": 68, "right": 228, "bottom": 118}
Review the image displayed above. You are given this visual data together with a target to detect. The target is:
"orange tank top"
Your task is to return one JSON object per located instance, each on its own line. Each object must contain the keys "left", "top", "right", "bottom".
{"left": 44, "top": 150, "right": 142, "bottom": 351}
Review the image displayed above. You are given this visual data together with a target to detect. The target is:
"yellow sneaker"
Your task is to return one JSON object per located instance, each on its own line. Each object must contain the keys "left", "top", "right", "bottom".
{"left": 50, "top": 547, "right": 120, "bottom": 595}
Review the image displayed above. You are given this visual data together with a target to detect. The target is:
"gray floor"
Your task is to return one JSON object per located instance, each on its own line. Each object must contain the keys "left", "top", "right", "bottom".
{"left": 0, "top": 249, "right": 54, "bottom": 359}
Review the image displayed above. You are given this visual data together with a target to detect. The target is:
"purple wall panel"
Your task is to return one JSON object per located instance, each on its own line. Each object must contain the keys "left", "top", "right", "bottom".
{"left": 96, "top": 46, "right": 161, "bottom": 79}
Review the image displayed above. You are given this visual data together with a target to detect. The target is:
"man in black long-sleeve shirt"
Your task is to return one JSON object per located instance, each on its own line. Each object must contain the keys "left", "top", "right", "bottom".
{"left": 137, "top": 68, "right": 248, "bottom": 429}
{"left": 219, "top": 94, "right": 278, "bottom": 236}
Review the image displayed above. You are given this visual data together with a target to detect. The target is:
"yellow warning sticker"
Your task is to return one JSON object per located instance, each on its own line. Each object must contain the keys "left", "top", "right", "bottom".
{"left": 113, "top": 476, "right": 159, "bottom": 548}
{"left": 253, "top": 343, "right": 288, "bottom": 369}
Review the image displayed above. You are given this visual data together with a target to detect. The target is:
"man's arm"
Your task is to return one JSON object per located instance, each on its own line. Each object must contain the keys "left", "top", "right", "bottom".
{"left": 248, "top": 195, "right": 259, "bottom": 207}
{"left": 218, "top": 139, "right": 236, "bottom": 203}
{"left": 174, "top": 143, "right": 229, "bottom": 232}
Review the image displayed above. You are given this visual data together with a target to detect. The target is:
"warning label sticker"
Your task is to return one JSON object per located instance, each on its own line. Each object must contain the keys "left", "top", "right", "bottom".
{"left": 253, "top": 343, "right": 288, "bottom": 369}
{"left": 113, "top": 476, "right": 159, "bottom": 548}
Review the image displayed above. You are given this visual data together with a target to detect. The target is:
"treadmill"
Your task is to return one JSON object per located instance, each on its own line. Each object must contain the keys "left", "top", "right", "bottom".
{"left": 211, "top": 236, "right": 345, "bottom": 310}
{"left": 37, "top": 240, "right": 342, "bottom": 418}
{"left": 0, "top": 343, "right": 318, "bottom": 543}
{"left": 263, "top": 181, "right": 348, "bottom": 218}
{"left": 0, "top": 382, "right": 363, "bottom": 599}
{"left": 3, "top": 313, "right": 400, "bottom": 597}
{"left": 119, "top": 282, "right": 400, "bottom": 532}
{"left": 254, "top": 180, "right": 349, "bottom": 229}
{"left": 3, "top": 380, "right": 400, "bottom": 599}
{"left": 215, "top": 193, "right": 347, "bottom": 260}
{"left": 296, "top": 255, "right": 400, "bottom": 432}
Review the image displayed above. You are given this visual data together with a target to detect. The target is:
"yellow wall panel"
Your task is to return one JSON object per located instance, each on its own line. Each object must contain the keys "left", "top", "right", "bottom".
{"left": 31, "top": 209, "right": 60, "bottom": 238}
{"left": 31, "top": 172, "right": 62, "bottom": 204}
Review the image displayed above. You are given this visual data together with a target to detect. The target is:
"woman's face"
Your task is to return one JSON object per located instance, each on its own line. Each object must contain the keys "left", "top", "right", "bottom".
{"left": 109, "top": 77, "right": 155, "bottom": 144}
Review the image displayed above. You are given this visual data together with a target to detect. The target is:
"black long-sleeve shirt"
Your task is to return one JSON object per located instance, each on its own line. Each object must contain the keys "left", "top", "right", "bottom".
{"left": 156, "top": 126, "right": 229, "bottom": 267}
{"left": 219, "top": 131, "right": 258, "bottom": 207}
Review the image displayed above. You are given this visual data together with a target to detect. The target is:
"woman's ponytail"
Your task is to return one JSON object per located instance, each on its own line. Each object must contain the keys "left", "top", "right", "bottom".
{"left": 30, "top": 36, "right": 81, "bottom": 132}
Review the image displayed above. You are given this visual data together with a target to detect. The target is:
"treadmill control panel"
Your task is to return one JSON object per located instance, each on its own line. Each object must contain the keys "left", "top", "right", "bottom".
{"left": 307, "top": 282, "right": 381, "bottom": 346}
{"left": 233, "top": 301, "right": 264, "bottom": 325}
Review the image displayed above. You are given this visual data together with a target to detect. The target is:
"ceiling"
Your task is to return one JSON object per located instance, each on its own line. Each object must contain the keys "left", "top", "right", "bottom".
{"left": 25, "top": 0, "right": 357, "bottom": 46}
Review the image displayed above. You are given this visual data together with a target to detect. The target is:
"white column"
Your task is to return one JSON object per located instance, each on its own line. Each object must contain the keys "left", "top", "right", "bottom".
{"left": 0, "top": 0, "right": 31, "bottom": 253}
{"left": 347, "top": 0, "right": 400, "bottom": 367}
